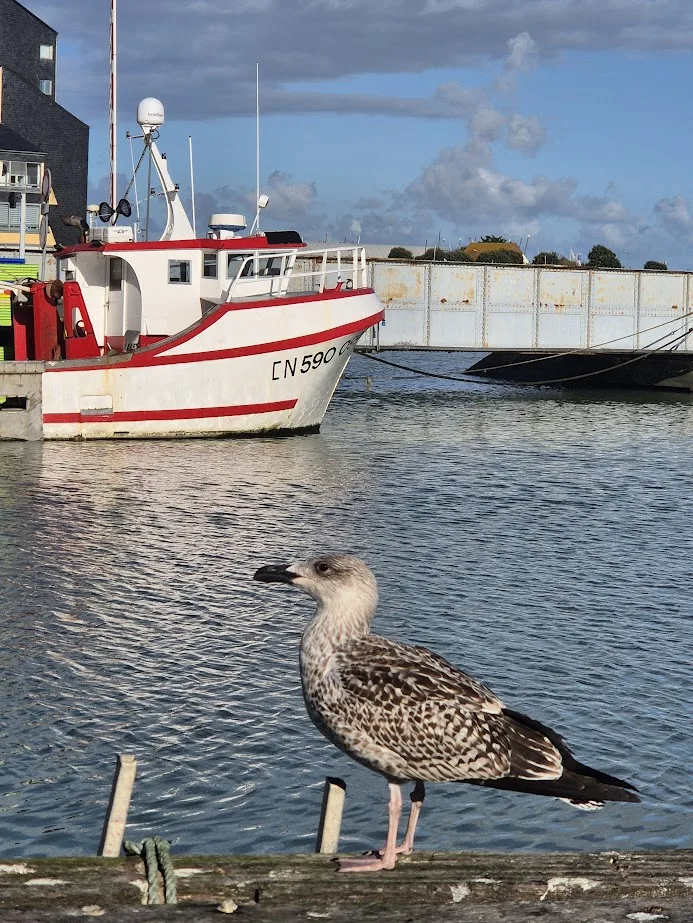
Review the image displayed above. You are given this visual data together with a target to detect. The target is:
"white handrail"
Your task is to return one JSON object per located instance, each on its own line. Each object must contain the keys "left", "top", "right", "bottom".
{"left": 226, "top": 244, "right": 367, "bottom": 299}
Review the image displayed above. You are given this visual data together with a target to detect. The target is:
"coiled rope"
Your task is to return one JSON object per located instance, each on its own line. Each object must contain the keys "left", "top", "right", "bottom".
{"left": 124, "top": 836, "right": 177, "bottom": 905}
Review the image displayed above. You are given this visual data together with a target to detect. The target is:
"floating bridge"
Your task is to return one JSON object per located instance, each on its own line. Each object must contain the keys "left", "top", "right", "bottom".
{"left": 356, "top": 261, "right": 693, "bottom": 390}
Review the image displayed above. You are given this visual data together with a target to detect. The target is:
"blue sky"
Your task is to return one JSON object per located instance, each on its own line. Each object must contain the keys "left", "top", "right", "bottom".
{"left": 24, "top": 0, "right": 693, "bottom": 267}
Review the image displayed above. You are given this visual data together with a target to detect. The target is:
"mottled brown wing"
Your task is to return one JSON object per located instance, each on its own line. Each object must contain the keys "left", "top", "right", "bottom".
{"left": 335, "top": 636, "right": 504, "bottom": 713}
{"left": 330, "top": 637, "right": 563, "bottom": 783}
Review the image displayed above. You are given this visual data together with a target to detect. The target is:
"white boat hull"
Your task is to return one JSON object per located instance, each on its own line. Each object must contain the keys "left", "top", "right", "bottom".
{"left": 37, "top": 289, "right": 382, "bottom": 440}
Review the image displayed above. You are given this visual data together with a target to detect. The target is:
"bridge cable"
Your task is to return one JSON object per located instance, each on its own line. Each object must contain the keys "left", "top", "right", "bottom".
{"left": 362, "top": 307, "right": 693, "bottom": 378}
{"left": 360, "top": 326, "right": 693, "bottom": 387}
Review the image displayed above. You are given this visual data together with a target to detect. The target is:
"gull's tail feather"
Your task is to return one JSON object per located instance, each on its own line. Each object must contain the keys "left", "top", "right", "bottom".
{"left": 468, "top": 707, "right": 640, "bottom": 805}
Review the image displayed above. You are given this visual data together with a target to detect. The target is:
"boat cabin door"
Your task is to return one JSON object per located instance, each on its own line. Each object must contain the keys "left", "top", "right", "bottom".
{"left": 105, "top": 257, "right": 124, "bottom": 350}
{"left": 105, "top": 256, "right": 142, "bottom": 352}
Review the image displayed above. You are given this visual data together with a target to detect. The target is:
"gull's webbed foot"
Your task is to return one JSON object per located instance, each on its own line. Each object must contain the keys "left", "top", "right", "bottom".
{"left": 337, "top": 852, "right": 397, "bottom": 872}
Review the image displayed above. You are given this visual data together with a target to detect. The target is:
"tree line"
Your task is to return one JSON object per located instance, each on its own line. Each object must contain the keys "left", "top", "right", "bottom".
{"left": 388, "top": 242, "right": 668, "bottom": 271}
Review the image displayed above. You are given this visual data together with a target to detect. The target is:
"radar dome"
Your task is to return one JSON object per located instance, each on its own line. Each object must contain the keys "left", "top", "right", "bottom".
{"left": 137, "top": 98, "right": 165, "bottom": 133}
{"left": 208, "top": 213, "right": 247, "bottom": 239}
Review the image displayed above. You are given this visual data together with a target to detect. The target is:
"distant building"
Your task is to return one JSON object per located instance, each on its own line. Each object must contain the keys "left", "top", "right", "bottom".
{"left": 0, "top": 0, "right": 89, "bottom": 248}
{"left": 0, "top": 124, "right": 56, "bottom": 252}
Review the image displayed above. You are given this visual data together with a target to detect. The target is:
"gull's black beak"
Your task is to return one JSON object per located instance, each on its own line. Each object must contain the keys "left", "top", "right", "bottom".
{"left": 253, "top": 564, "right": 299, "bottom": 585}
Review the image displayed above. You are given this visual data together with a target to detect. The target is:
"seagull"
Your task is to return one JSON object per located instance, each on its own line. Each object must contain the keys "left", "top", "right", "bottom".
{"left": 254, "top": 554, "right": 640, "bottom": 872}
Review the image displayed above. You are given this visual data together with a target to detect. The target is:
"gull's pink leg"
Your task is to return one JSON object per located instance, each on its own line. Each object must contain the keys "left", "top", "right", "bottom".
{"left": 338, "top": 783, "right": 402, "bottom": 872}
{"left": 396, "top": 780, "right": 425, "bottom": 855}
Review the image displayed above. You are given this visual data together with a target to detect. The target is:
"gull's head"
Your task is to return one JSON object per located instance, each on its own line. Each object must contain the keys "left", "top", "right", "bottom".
{"left": 254, "top": 553, "right": 378, "bottom": 612}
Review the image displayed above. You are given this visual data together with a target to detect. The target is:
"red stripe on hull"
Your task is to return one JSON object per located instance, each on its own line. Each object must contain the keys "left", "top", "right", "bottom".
{"left": 43, "top": 399, "right": 297, "bottom": 425}
{"left": 139, "top": 288, "right": 378, "bottom": 357}
{"left": 46, "top": 307, "right": 384, "bottom": 373}
{"left": 139, "top": 309, "right": 384, "bottom": 368}
{"left": 135, "top": 288, "right": 378, "bottom": 360}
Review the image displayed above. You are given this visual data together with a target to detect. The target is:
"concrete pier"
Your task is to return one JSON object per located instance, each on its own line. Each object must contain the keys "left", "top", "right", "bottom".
{"left": 0, "top": 360, "right": 44, "bottom": 440}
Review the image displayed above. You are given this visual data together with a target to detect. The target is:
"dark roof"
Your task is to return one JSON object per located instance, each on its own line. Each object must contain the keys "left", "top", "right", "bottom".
{"left": 0, "top": 124, "right": 45, "bottom": 156}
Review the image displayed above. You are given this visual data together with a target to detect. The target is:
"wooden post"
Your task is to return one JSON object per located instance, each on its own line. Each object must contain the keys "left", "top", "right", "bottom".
{"left": 98, "top": 754, "right": 137, "bottom": 857}
{"left": 315, "top": 776, "right": 346, "bottom": 855}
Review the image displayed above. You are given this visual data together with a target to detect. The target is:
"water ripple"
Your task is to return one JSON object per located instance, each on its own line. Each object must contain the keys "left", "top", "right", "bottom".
{"left": 0, "top": 352, "right": 691, "bottom": 856}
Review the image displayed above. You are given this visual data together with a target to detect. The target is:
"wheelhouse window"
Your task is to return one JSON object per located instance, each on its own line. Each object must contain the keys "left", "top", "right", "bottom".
{"left": 203, "top": 252, "right": 218, "bottom": 279}
{"left": 259, "top": 255, "right": 284, "bottom": 277}
{"left": 39, "top": 79, "right": 53, "bottom": 95}
{"left": 40, "top": 44, "right": 54, "bottom": 61}
{"left": 169, "top": 260, "right": 191, "bottom": 284}
{"left": 227, "top": 253, "right": 252, "bottom": 279}
{"left": 226, "top": 253, "right": 285, "bottom": 279}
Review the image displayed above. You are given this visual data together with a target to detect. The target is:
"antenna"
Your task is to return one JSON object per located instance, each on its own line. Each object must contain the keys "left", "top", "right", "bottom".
{"left": 127, "top": 130, "right": 141, "bottom": 239}
{"left": 189, "top": 135, "right": 196, "bottom": 237}
{"left": 109, "top": 0, "right": 117, "bottom": 209}
{"left": 255, "top": 62, "right": 260, "bottom": 234}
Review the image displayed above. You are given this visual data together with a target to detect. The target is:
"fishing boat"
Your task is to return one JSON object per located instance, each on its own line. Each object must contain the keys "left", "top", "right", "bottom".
{"left": 0, "top": 99, "right": 383, "bottom": 440}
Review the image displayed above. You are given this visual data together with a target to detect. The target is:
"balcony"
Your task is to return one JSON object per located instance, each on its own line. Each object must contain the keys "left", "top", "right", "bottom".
{"left": 0, "top": 161, "right": 42, "bottom": 193}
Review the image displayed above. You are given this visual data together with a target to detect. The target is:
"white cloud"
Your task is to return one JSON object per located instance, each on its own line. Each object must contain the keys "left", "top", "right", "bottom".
{"left": 196, "top": 171, "right": 318, "bottom": 229}
{"left": 654, "top": 195, "right": 693, "bottom": 236}
{"left": 262, "top": 171, "right": 317, "bottom": 218}
{"left": 25, "top": 0, "right": 693, "bottom": 121}
{"left": 497, "top": 32, "right": 538, "bottom": 90}
{"left": 407, "top": 141, "right": 577, "bottom": 223}
{"left": 507, "top": 115, "right": 546, "bottom": 155}
{"left": 469, "top": 107, "right": 506, "bottom": 143}
{"left": 25, "top": 0, "right": 693, "bottom": 265}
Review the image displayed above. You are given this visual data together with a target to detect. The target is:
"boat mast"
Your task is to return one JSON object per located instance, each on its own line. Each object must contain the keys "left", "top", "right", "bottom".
{"left": 109, "top": 0, "right": 118, "bottom": 209}
{"left": 255, "top": 62, "right": 260, "bottom": 234}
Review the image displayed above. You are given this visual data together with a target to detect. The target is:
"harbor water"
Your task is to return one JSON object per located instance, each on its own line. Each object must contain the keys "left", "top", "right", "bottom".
{"left": 0, "top": 352, "right": 691, "bottom": 858}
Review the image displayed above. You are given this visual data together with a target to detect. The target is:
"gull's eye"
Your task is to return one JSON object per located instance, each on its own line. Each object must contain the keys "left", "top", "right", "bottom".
{"left": 315, "top": 561, "right": 330, "bottom": 575}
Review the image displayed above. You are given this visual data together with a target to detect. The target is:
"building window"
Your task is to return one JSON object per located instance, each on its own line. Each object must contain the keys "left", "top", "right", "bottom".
{"left": 0, "top": 203, "right": 40, "bottom": 231}
{"left": 40, "top": 44, "right": 54, "bottom": 61}
{"left": 39, "top": 79, "right": 53, "bottom": 95}
{"left": 0, "top": 161, "right": 42, "bottom": 190}
{"left": 169, "top": 260, "right": 191, "bottom": 284}
{"left": 203, "top": 253, "right": 218, "bottom": 279}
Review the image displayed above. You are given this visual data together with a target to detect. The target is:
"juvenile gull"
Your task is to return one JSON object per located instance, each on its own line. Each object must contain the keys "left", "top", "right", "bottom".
{"left": 254, "top": 554, "right": 640, "bottom": 872}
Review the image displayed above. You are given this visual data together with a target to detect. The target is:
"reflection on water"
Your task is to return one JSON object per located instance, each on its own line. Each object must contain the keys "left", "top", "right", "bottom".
{"left": 0, "top": 352, "right": 692, "bottom": 857}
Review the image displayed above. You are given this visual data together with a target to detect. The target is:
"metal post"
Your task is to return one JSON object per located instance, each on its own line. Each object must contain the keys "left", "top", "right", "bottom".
{"left": 18, "top": 191, "right": 26, "bottom": 260}
{"left": 315, "top": 777, "right": 346, "bottom": 855}
{"left": 98, "top": 754, "right": 137, "bottom": 857}
{"left": 188, "top": 135, "right": 196, "bottom": 237}
{"left": 144, "top": 146, "right": 152, "bottom": 242}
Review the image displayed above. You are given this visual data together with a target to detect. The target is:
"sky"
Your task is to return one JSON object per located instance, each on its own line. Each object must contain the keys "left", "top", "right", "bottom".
{"left": 22, "top": 0, "right": 693, "bottom": 268}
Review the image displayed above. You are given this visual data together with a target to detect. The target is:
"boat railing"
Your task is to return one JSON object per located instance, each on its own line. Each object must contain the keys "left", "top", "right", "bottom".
{"left": 292, "top": 246, "right": 368, "bottom": 294}
{"left": 226, "top": 245, "right": 368, "bottom": 300}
